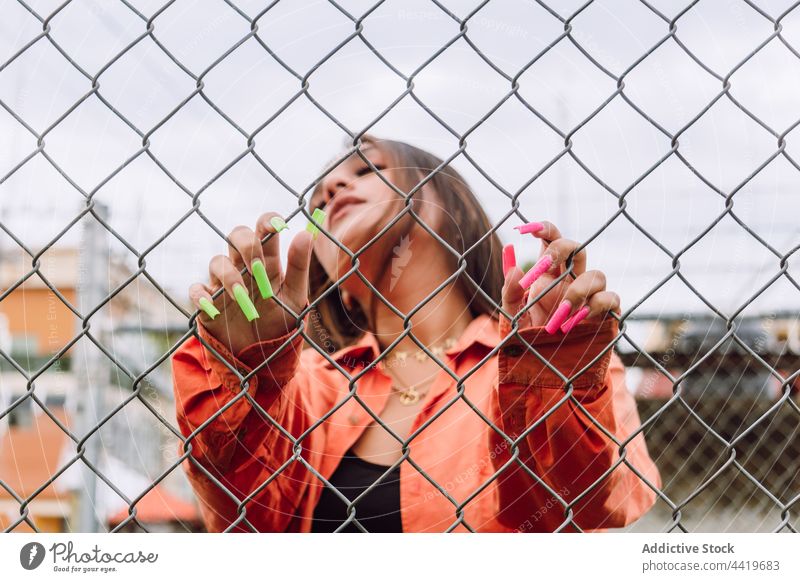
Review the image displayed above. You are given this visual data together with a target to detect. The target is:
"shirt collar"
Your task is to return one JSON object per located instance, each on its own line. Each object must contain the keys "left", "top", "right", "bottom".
{"left": 322, "top": 313, "right": 499, "bottom": 370}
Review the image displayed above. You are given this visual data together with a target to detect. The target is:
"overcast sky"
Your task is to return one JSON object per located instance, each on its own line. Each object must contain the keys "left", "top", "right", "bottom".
{"left": 2, "top": 0, "right": 800, "bottom": 333}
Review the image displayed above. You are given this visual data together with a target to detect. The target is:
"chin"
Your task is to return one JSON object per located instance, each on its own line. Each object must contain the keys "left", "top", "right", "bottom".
{"left": 316, "top": 207, "right": 396, "bottom": 278}
{"left": 329, "top": 219, "right": 375, "bottom": 254}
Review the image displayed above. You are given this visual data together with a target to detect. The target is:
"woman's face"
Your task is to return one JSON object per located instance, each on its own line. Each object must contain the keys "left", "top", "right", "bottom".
{"left": 310, "top": 146, "right": 413, "bottom": 288}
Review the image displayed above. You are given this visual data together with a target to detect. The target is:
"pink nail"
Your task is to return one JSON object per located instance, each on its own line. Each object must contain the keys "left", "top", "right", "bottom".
{"left": 519, "top": 255, "right": 553, "bottom": 290}
{"left": 514, "top": 221, "right": 544, "bottom": 235}
{"left": 545, "top": 300, "right": 573, "bottom": 334}
{"left": 560, "top": 305, "right": 590, "bottom": 334}
{"left": 502, "top": 244, "right": 516, "bottom": 276}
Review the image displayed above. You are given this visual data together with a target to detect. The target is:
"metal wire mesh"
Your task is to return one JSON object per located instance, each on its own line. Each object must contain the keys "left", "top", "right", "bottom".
{"left": 1, "top": 0, "right": 799, "bottom": 533}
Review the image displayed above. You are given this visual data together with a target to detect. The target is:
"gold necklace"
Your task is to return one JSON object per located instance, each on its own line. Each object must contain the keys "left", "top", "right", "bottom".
{"left": 382, "top": 336, "right": 458, "bottom": 405}
{"left": 384, "top": 336, "right": 458, "bottom": 365}
{"left": 384, "top": 364, "right": 437, "bottom": 406}
{"left": 392, "top": 377, "right": 433, "bottom": 406}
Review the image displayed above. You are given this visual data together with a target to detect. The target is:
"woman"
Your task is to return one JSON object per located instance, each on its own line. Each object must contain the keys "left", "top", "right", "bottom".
{"left": 171, "top": 133, "right": 661, "bottom": 533}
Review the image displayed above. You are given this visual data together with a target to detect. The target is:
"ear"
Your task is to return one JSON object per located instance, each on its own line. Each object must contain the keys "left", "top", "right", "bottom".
{"left": 414, "top": 182, "right": 444, "bottom": 232}
{"left": 341, "top": 289, "right": 353, "bottom": 310}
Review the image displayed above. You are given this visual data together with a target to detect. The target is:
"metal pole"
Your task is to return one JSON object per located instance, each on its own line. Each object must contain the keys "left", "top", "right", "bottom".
{"left": 557, "top": 90, "right": 570, "bottom": 236}
{"left": 74, "top": 201, "right": 110, "bottom": 533}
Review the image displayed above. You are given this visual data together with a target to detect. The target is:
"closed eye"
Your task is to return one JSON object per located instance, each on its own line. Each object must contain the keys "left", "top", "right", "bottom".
{"left": 355, "top": 164, "right": 384, "bottom": 176}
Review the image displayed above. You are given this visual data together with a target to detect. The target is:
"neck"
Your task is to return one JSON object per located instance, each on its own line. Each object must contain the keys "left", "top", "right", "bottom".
{"left": 360, "top": 243, "right": 474, "bottom": 354}
{"left": 372, "top": 290, "right": 473, "bottom": 353}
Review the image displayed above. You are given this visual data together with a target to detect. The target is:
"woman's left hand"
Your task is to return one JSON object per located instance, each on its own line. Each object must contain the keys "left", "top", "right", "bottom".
{"left": 501, "top": 221, "right": 621, "bottom": 334}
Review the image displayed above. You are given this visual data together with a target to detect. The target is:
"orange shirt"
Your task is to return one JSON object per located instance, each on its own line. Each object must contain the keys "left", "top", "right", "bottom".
{"left": 171, "top": 310, "right": 661, "bottom": 532}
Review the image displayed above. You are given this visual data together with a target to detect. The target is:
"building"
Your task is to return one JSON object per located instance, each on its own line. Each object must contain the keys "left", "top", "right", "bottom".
{"left": 0, "top": 245, "right": 198, "bottom": 532}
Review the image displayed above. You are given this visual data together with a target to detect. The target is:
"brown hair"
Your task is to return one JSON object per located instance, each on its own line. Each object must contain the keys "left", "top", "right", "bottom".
{"left": 305, "top": 133, "right": 504, "bottom": 352}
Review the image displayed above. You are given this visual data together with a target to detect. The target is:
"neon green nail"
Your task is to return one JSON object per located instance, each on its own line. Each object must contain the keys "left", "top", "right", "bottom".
{"left": 251, "top": 259, "right": 273, "bottom": 300}
{"left": 270, "top": 216, "right": 288, "bottom": 232}
{"left": 198, "top": 297, "right": 220, "bottom": 319}
{"left": 305, "top": 208, "right": 326, "bottom": 239}
{"left": 232, "top": 283, "right": 259, "bottom": 321}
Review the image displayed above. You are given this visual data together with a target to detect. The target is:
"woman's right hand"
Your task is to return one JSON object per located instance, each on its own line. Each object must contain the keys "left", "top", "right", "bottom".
{"left": 188, "top": 212, "right": 315, "bottom": 357}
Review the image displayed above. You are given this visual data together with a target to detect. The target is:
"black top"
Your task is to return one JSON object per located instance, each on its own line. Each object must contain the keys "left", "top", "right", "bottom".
{"left": 311, "top": 447, "right": 402, "bottom": 532}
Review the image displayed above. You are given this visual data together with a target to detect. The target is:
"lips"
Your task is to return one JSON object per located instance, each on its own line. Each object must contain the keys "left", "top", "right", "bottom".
{"left": 330, "top": 195, "right": 365, "bottom": 223}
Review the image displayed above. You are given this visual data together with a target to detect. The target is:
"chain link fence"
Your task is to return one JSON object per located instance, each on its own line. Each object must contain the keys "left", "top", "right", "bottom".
{"left": 1, "top": 0, "right": 799, "bottom": 533}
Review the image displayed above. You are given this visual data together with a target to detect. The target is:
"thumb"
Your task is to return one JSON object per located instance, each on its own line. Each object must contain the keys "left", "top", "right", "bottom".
{"left": 282, "top": 229, "right": 314, "bottom": 308}
{"left": 502, "top": 266, "right": 527, "bottom": 316}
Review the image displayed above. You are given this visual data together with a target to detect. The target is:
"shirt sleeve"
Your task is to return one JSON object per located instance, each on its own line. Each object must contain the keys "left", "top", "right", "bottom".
{"left": 171, "top": 315, "right": 318, "bottom": 532}
{"left": 489, "top": 313, "right": 662, "bottom": 532}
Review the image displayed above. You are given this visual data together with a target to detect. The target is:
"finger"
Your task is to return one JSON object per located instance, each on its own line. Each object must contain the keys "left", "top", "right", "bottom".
{"left": 227, "top": 225, "right": 266, "bottom": 276}
{"left": 585, "top": 290, "right": 621, "bottom": 319}
{"left": 540, "top": 237, "right": 587, "bottom": 277}
{"left": 531, "top": 220, "right": 562, "bottom": 258}
{"left": 563, "top": 290, "right": 619, "bottom": 329}
{"left": 254, "top": 212, "right": 287, "bottom": 285}
{"left": 209, "top": 254, "right": 248, "bottom": 303}
{"left": 189, "top": 282, "right": 220, "bottom": 322}
{"left": 555, "top": 290, "right": 619, "bottom": 335}
{"left": 502, "top": 243, "right": 516, "bottom": 277}
{"left": 561, "top": 270, "right": 607, "bottom": 315}
{"left": 281, "top": 229, "right": 314, "bottom": 307}
{"left": 517, "top": 220, "right": 563, "bottom": 259}
{"left": 528, "top": 220, "right": 562, "bottom": 245}
{"left": 544, "top": 270, "right": 606, "bottom": 334}
{"left": 502, "top": 264, "right": 527, "bottom": 316}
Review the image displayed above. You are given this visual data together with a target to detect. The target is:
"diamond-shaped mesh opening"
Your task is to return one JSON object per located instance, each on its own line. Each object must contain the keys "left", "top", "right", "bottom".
{"left": 467, "top": 0, "right": 563, "bottom": 76}
{"left": 0, "top": 39, "right": 88, "bottom": 132}
{"left": 146, "top": 95, "right": 246, "bottom": 192}
{"left": 678, "top": 96, "right": 779, "bottom": 193}
{"left": 359, "top": 0, "right": 459, "bottom": 75}
{"left": 1, "top": 0, "right": 799, "bottom": 536}
{"left": 623, "top": 39, "right": 720, "bottom": 134}
{"left": 516, "top": 38, "right": 617, "bottom": 132}
{"left": 253, "top": 0, "right": 354, "bottom": 74}
{"left": 149, "top": 0, "right": 252, "bottom": 76}
{"left": 97, "top": 37, "right": 197, "bottom": 131}
{"left": 0, "top": 1, "right": 42, "bottom": 64}
{"left": 202, "top": 38, "right": 298, "bottom": 133}
{"left": 45, "top": 95, "right": 143, "bottom": 192}
{"left": 571, "top": 96, "right": 673, "bottom": 192}
{"left": 729, "top": 39, "right": 800, "bottom": 131}
{"left": 0, "top": 155, "right": 85, "bottom": 246}
{"left": 47, "top": 0, "right": 145, "bottom": 75}
{"left": 623, "top": 156, "right": 723, "bottom": 252}
{"left": 676, "top": 0, "right": 775, "bottom": 75}
{"left": 570, "top": 0, "right": 667, "bottom": 77}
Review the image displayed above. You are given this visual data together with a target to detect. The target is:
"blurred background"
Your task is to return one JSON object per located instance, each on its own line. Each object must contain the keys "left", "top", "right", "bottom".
{"left": 1, "top": 0, "right": 799, "bottom": 532}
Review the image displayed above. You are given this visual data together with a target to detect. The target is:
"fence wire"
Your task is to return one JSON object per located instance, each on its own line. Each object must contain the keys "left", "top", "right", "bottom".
{"left": 1, "top": 0, "right": 799, "bottom": 534}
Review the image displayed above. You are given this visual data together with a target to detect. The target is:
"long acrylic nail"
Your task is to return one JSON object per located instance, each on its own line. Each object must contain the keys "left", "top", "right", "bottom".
{"left": 232, "top": 283, "right": 259, "bottom": 321}
{"left": 306, "top": 208, "right": 326, "bottom": 239}
{"left": 502, "top": 244, "right": 516, "bottom": 277}
{"left": 270, "top": 216, "right": 288, "bottom": 232}
{"left": 198, "top": 297, "right": 220, "bottom": 320}
{"left": 519, "top": 254, "right": 553, "bottom": 290}
{"left": 251, "top": 259, "right": 274, "bottom": 300}
{"left": 545, "top": 300, "right": 572, "bottom": 334}
{"left": 514, "top": 221, "right": 544, "bottom": 235}
{"left": 560, "top": 305, "right": 590, "bottom": 334}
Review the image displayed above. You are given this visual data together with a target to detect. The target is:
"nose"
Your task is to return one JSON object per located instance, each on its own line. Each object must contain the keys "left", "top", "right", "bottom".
{"left": 320, "top": 166, "right": 350, "bottom": 206}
